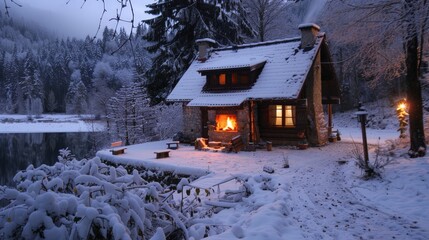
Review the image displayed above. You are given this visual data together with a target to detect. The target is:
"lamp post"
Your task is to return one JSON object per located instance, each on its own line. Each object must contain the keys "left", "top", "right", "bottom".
{"left": 355, "top": 103, "right": 369, "bottom": 168}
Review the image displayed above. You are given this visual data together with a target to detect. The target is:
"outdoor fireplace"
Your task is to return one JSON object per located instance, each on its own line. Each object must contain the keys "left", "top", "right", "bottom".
{"left": 216, "top": 114, "right": 238, "bottom": 132}
{"left": 207, "top": 107, "right": 249, "bottom": 144}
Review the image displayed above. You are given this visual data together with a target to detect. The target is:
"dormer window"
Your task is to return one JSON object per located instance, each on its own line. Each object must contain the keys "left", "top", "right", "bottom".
{"left": 219, "top": 74, "right": 226, "bottom": 85}
{"left": 231, "top": 73, "right": 238, "bottom": 85}
{"left": 205, "top": 72, "right": 252, "bottom": 90}
{"left": 198, "top": 58, "right": 266, "bottom": 92}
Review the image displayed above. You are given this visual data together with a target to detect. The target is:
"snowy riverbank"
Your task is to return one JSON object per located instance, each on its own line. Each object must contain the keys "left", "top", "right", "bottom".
{"left": 0, "top": 114, "right": 106, "bottom": 133}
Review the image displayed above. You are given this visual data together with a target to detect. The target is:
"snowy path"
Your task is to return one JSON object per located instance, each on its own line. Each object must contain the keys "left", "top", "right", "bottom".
{"left": 287, "top": 143, "right": 427, "bottom": 239}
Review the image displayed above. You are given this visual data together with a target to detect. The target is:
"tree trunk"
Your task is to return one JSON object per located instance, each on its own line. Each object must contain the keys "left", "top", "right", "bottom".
{"left": 258, "top": 8, "right": 265, "bottom": 42}
{"left": 404, "top": 0, "right": 426, "bottom": 157}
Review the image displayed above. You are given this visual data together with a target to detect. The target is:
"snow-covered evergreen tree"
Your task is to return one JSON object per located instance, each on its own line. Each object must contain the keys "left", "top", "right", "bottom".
{"left": 155, "top": 103, "right": 183, "bottom": 140}
{"left": 31, "top": 97, "right": 43, "bottom": 117}
{"left": 144, "top": 0, "right": 255, "bottom": 102}
{"left": 46, "top": 90, "right": 57, "bottom": 113}
{"left": 66, "top": 70, "right": 88, "bottom": 115}
{"left": 3, "top": 51, "right": 20, "bottom": 113}
{"left": 107, "top": 82, "right": 157, "bottom": 145}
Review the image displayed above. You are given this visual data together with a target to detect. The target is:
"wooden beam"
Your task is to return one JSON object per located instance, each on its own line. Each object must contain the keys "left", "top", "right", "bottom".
{"left": 322, "top": 98, "right": 341, "bottom": 104}
{"left": 328, "top": 104, "right": 333, "bottom": 137}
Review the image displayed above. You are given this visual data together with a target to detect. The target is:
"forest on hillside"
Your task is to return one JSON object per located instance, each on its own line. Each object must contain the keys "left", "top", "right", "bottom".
{"left": 0, "top": 13, "right": 151, "bottom": 115}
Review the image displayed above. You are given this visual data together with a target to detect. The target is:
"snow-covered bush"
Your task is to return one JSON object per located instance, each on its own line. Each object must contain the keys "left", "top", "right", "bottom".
{"left": 0, "top": 151, "right": 292, "bottom": 240}
{"left": 0, "top": 153, "right": 195, "bottom": 239}
{"left": 351, "top": 140, "right": 395, "bottom": 179}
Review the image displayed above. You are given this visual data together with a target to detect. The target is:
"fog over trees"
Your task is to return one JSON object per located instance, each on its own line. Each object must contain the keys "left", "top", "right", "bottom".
{"left": 0, "top": 14, "right": 151, "bottom": 115}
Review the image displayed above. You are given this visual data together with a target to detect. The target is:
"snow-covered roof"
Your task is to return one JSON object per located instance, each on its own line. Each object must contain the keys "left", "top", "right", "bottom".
{"left": 198, "top": 57, "right": 266, "bottom": 72}
{"left": 167, "top": 34, "right": 325, "bottom": 105}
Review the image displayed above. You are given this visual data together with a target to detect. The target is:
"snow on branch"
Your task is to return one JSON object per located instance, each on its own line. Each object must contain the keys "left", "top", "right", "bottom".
{"left": 0, "top": 152, "right": 197, "bottom": 239}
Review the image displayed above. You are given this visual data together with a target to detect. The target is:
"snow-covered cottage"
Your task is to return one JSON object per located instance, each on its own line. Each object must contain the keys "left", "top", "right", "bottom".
{"left": 167, "top": 24, "right": 340, "bottom": 147}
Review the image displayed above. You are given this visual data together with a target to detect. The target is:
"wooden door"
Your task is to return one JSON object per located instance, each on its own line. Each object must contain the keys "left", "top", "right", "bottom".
{"left": 201, "top": 108, "right": 208, "bottom": 138}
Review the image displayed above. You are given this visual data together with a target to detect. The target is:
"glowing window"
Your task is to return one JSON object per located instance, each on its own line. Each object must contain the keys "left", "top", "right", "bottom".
{"left": 269, "top": 105, "right": 295, "bottom": 127}
{"left": 285, "top": 105, "right": 295, "bottom": 126}
{"left": 231, "top": 73, "right": 238, "bottom": 85}
{"left": 275, "top": 105, "right": 283, "bottom": 126}
{"left": 219, "top": 74, "right": 226, "bottom": 85}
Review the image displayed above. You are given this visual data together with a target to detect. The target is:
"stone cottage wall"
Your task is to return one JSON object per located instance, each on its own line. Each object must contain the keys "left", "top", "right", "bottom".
{"left": 306, "top": 50, "right": 328, "bottom": 146}
{"left": 182, "top": 105, "right": 202, "bottom": 141}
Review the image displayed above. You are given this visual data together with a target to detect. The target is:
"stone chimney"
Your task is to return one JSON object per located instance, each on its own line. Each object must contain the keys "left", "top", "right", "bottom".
{"left": 298, "top": 23, "right": 320, "bottom": 50}
{"left": 196, "top": 38, "right": 217, "bottom": 62}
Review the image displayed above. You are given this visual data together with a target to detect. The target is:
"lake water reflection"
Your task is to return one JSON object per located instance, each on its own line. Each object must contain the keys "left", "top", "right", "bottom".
{"left": 0, "top": 132, "right": 105, "bottom": 186}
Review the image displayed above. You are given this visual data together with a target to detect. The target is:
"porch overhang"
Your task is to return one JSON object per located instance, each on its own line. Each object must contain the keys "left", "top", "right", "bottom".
{"left": 187, "top": 94, "right": 247, "bottom": 107}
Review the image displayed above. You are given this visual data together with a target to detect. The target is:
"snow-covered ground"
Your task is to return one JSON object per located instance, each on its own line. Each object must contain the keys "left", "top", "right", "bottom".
{"left": 97, "top": 125, "right": 429, "bottom": 239}
{"left": 2, "top": 101, "right": 428, "bottom": 239}
{"left": 0, "top": 114, "right": 106, "bottom": 133}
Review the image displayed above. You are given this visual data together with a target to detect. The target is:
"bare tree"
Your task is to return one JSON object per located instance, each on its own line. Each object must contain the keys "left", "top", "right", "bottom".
{"left": 324, "top": 0, "right": 428, "bottom": 157}
{"left": 2, "top": 0, "right": 137, "bottom": 44}
{"left": 403, "top": 0, "right": 426, "bottom": 157}
{"left": 246, "top": 0, "right": 288, "bottom": 42}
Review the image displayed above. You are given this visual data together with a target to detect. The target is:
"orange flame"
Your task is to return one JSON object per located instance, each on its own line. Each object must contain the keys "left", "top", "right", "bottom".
{"left": 222, "top": 117, "right": 237, "bottom": 131}
{"left": 216, "top": 114, "right": 237, "bottom": 131}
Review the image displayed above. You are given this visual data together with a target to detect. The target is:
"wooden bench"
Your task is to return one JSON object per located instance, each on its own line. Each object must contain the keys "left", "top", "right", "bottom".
{"left": 110, "top": 141, "right": 127, "bottom": 155}
{"left": 110, "top": 148, "right": 126, "bottom": 155}
{"left": 166, "top": 141, "right": 180, "bottom": 150}
{"left": 154, "top": 150, "right": 170, "bottom": 159}
{"left": 208, "top": 141, "right": 222, "bottom": 149}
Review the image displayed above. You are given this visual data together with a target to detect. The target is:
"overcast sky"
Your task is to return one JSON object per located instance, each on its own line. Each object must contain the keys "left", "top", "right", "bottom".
{"left": 1, "top": 0, "right": 153, "bottom": 38}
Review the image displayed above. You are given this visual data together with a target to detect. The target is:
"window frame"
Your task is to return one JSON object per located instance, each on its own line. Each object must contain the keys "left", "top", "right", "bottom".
{"left": 269, "top": 104, "right": 296, "bottom": 128}
{"left": 203, "top": 71, "right": 255, "bottom": 91}
{"left": 212, "top": 72, "right": 250, "bottom": 88}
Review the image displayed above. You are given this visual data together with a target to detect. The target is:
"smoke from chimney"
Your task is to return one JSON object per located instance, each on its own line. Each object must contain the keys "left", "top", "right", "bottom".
{"left": 303, "top": 0, "right": 327, "bottom": 23}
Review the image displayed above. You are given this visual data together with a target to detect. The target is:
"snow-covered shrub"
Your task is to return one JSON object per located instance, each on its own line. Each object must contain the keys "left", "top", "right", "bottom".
{"left": 57, "top": 147, "right": 75, "bottom": 163}
{"left": 1, "top": 153, "right": 286, "bottom": 240}
{"left": 0, "top": 154, "right": 196, "bottom": 239}
{"left": 351, "top": 139, "right": 395, "bottom": 179}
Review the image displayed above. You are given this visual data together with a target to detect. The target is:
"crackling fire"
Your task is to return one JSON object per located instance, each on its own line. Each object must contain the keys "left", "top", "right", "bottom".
{"left": 216, "top": 114, "right": 237, "bottom": 132}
